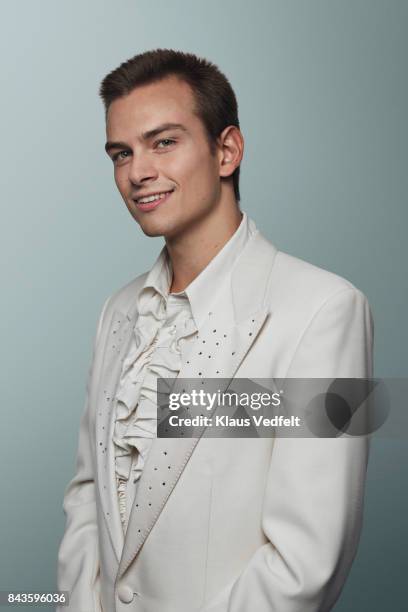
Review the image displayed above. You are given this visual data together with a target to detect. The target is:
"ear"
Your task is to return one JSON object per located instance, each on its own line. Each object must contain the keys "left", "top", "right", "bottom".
{"left": 217, "top": 125, "right": 244, "bottom": 178}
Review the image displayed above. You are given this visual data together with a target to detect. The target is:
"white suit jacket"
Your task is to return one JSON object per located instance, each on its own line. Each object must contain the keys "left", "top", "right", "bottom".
{"left": 57, "top": 225, "right": 373, "bottom": 612}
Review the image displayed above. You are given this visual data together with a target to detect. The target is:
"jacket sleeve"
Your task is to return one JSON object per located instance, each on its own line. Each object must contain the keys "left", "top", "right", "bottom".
{"left": 56, "top": 296, "right": 110, "bottom": 612}
{"left": 200, "top": 287, "right": 374, "bottom": 612}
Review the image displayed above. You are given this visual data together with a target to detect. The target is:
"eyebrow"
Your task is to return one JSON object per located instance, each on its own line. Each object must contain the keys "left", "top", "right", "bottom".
{"left": 105, "top": 122, "right": 188, "bottom": 153}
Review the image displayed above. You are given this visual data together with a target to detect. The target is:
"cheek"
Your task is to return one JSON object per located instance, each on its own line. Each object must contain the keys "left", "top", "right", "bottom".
{"left": 166, "top": 148, "right": 216, "bottom": 187}
{"left": 114, "top": 169, "right": 127, "bottom": 194}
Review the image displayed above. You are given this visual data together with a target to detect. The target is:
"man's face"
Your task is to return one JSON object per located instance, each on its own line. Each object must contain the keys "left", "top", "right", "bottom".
{"left": 105, "top": 76, "right": 223, "bottom": 239}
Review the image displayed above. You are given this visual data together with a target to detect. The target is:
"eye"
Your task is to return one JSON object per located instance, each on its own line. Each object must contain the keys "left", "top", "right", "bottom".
{"left": 112, "top": 150, "right": 130, "bottom": 162}
{"left": 156, "top": 138, "right": 176, "bottom": 149}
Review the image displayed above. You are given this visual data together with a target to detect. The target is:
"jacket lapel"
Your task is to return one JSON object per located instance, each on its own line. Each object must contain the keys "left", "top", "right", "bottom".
{"left": 117, "top": 230, "right": 277, "bottom": 577}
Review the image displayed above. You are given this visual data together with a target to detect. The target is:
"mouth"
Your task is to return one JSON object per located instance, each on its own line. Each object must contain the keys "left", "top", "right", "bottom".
{"left": 133, "top": 189, "right": 174, "bottom": 212}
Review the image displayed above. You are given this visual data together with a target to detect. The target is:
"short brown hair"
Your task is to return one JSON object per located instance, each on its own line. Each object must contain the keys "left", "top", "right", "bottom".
{"left": 99, "top": 48, "right": 241, "bottom": 202}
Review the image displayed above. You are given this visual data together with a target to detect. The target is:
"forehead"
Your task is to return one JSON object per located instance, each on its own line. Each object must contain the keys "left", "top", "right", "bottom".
{"left": 106, "top": 76, "right": 201, "bottom": 139}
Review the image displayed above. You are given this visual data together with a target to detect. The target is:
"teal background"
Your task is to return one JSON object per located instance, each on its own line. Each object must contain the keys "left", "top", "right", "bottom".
{"left": 0, "top": 0, "right": 407, "bottom": 609}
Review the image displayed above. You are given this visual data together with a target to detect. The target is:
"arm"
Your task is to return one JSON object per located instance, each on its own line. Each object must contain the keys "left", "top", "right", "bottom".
{"left": 200, "top": 287, "right": 374, "bottom": 612}
{"left": 56, "top": 296, "right": 110, "bottom": 612}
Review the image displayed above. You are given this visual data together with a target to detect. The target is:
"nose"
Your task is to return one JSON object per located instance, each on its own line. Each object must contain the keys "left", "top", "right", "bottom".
{"left": 127, "top": 151, "right": 158, "bottom": 186}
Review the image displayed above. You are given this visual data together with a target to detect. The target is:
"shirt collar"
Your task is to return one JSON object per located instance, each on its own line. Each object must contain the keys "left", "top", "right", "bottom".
{"left": 137, "top": 210, "right": 256, "bottom": 327}
{"left": 183, "top": 211, "right": 255, "bottom": 327}
{"left": 136, "top": 249, "right": 171, "bottom": 319}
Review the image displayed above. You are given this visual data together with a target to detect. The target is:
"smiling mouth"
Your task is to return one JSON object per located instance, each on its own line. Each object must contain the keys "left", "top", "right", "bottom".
{"left": 133, "top": 189, "right": 174, "bottom": 211}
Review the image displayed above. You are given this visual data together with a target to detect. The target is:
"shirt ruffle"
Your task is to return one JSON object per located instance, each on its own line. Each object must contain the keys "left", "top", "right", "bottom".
{"left": 112, "top": 291, "right": 196, "bottom": 533}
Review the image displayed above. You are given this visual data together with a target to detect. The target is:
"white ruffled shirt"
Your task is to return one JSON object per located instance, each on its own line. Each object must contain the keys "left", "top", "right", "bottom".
{"left": 113, "top": 211, "right": 255, "bottom": 534}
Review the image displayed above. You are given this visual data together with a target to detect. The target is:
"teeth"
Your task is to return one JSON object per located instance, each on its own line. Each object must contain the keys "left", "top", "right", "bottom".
{"left": 137, "top": 191, "right": 171, "bottom": 204}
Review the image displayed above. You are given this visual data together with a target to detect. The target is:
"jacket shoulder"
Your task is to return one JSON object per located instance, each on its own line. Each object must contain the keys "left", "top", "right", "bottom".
{"left": 267, "top": 246, "right": 366, "bottom": 313}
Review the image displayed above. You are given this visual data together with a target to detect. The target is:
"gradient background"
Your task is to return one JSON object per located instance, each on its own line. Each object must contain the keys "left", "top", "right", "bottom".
{"left": 0, "top": 0, "right": 406, "bottom": 609}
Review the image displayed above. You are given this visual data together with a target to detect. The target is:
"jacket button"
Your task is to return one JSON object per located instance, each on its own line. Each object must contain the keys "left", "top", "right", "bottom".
{"left": 118, "top": 584, "right": 134, "bottom": 603}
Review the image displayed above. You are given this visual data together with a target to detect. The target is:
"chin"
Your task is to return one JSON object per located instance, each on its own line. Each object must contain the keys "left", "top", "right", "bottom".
{"left": 133, "top": 208, "right": 199, "bottom": 240}
{"left": 139, "top": 224, "right": 166, "bottom": 238}
{"left": 135, "top": 215, "right": 176, "bottom": 238}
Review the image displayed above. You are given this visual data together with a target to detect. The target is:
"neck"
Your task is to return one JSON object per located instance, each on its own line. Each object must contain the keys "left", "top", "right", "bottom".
{"left": 166, "top": 191, "right": 242, "bottom": 294}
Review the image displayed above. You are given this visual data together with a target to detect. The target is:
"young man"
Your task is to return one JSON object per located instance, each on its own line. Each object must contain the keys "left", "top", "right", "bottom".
{"left": 57, "top": 49, "right": 373, "bottom": 612}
